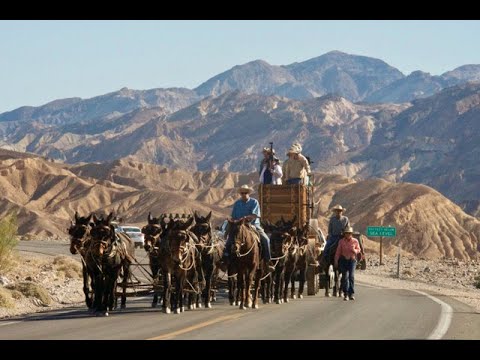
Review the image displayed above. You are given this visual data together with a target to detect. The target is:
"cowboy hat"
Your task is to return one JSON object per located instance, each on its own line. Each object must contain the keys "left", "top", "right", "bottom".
{"left": 237, "top": 184, "right": 254, "bottom": 194}
{"left": 287, "top": 144, "right": 301, "bottom": 155}
{"left": 331, "top": 204, "right": 346, "bottom": 212}
{"left": 343, "top": 226, "right": 354, "bottom": 234}
{"left": 262, "top": 147, "right": 275, "bottom": 154}
{"left": 292, "top": 142, "right": 303, "bottom": 152}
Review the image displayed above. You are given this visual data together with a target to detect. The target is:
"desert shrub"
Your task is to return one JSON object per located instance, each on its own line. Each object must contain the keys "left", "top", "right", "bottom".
{"left": 0, "top": 287, "right": 15, "bottom": 308}
{"left": 9, "top": 289, "right": 23, "bottom": 300}
{"left": 475, "top": 275, "right": 480, "bottom": 289}
{"left": 11, "top": 282, "right": 51, "bottom": 305}
{"left": 0, "top": 213, "right": 18, "bottom": 273}
{"left": 53, "top": 255, "right": 82, "bottom": 279}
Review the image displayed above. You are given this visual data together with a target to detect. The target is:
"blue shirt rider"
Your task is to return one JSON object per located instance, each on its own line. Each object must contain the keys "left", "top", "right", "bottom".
{"left": 222, "top": 184, "right": 275, "bottom": 272}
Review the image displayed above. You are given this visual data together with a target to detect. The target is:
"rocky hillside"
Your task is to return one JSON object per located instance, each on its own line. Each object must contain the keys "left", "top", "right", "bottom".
{"left": 0, "top": 151, "right": 234, "bottom": 239}
{"left": 337, "top": 82, "right": 480, "bottom": 217}
{"left": 0, "top": 150, "right": 478, "bottom": 260}
{"left": 0, "top": 91, "right": 407, "bottom": 170}
{"left": 1, "top": 83, "right": 479, "bottom": 217}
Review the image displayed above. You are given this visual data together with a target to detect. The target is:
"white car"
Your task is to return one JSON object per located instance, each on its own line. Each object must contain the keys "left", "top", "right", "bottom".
{"left": 118, "top": 225, "right": 144, "bottom": 248}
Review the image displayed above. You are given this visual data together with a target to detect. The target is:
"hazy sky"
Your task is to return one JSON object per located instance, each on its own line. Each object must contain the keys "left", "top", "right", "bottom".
{"left": 1, "top": 20, "right": 480, "bottom": 113}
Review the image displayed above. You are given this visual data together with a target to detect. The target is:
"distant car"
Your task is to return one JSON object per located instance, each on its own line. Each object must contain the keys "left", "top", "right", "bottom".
{"left": 117, "top": 225, "right": 144, "bottom": 248}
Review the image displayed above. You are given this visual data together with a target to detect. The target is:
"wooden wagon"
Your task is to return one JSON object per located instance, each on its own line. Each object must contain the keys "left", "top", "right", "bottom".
{"left": 258, "top": 176, "right": 325, "bottom": 295}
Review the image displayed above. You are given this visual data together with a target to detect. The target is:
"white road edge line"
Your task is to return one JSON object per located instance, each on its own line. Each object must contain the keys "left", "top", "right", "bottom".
{"left": 358, "top": 282, "right": 453, "bottom": 339}
{"left": 0, "top": 321, "right": 20, "bottom": 327}
{"left": 409, "top": 290, "right": 453, "bottom": 340}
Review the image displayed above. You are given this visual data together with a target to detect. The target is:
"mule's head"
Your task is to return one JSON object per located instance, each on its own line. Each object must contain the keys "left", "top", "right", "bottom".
{"left": 269, "top": 221, "right": 297, "bottom": 258}
{"left": 68, "top": 212, "right": 93, "bottom": 254}
{"left": 90, "top": 212, "right": 115, "bottom": 257}
{"left": 192, "top": 211, "right": 212, "bottom": 244}
{"left": 142, "top": 213, "right": 163, "bottom": 252}
{"left": 296, "top": 223, "right": 310, "bottom": 246}
{"left": 167, "top": 217, "right": 194, "bottom": 262}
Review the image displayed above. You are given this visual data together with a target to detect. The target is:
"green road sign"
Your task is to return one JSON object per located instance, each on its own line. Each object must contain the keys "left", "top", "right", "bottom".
{"left": 366, "top": 226, "right": 396, "bottom": 237}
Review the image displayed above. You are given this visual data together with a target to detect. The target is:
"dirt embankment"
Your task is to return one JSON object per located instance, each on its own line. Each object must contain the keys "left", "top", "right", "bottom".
{"left": 0, "top": 253, "right": 83, "bottom": 319}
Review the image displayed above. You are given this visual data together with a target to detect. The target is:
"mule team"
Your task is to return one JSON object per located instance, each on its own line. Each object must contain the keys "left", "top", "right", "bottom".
{"left": 68, "top": 201, "right": 361, "bottom": 317}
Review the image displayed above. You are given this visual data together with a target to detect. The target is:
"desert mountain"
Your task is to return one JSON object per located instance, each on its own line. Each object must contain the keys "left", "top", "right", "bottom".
{"left": 196, "top": 52, "right": 480, "bottom": 103}
{"left": 336, "top": 82, "right": 480, "bottom": 218}
{"left": 365, "top": 71, "right": 448, "bottom": 103}
{"left": 0, "top": 150, "right": 478, "bottom": 260}
{"left": 1, "top": 52, "right": 480, "bottom": 218}
{"left": 366, "top": 65, "right": 480, "bottom": 104}
{"left": 196, "top": 51, "right": 404, "bottom": 102}
{"left": 0, "top": 87, "right": 199, "bottom": 126}
{"left": 0, "top": 91, "right": 407, "bottom": 169}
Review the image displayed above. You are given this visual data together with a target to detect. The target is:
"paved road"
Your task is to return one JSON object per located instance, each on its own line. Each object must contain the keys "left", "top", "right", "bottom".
{"left": 17, "top": 240, "right": 73, "bottom": 258}
{"left": 1, "top": 282, "right": 479, "bottom": 339}
{"left": 8, "top": 240, "right": 479, "bottom": 340}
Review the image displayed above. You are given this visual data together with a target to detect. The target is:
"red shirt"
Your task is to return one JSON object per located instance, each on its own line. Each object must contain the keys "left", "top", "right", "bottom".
{"left": 334, "top": 237, "right": 361, "bottom": 263}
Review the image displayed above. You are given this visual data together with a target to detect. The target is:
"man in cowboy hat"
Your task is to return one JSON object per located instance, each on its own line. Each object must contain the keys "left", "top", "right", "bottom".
{"left": 334, "top": 226, "right": 361, "bottom": 300}
{"left": 282, "top": 143, "right": 311, "bottom": 185}
{"left": 222, "top": 184, "right": 275, "bottom": 272}
{"left": 323, "top": 204, "right": 350, "bottom": 260}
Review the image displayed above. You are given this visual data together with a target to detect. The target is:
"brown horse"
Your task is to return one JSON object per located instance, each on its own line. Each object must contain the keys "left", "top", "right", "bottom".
{"left": 141, "top": 212, "right": 169, "bottom": 308}
{"left": 87, "top": 212, "right": 135, "bottom": 316}
{"left": 68, "top": 211, "right": 94, "bottom": 309}
{"left": 192, "top": 211, "right": 225, "bottom": 309}
{"left": 229, "top": 219, "right": 262, "bottom": 310}
{"left": 160, "top": 217, "right": 201, "bottom": 314}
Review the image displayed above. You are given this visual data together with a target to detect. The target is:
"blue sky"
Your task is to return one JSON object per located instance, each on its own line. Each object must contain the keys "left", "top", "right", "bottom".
{"left": 1, "top": 20, "right": 480, "bottom": 113}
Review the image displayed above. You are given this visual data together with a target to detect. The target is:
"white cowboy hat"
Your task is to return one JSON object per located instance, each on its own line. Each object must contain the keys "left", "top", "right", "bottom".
{"left": 237, "top": 184, "right": 254, "bottom": 194}
{"left": 331, "top": 204, "right": 346, "bottom": 212}
{"left": 287, "top": 144, "right": 301, "bottom": 155}
{"left": 292, "top": 142, "right": 303, "bottom": 152}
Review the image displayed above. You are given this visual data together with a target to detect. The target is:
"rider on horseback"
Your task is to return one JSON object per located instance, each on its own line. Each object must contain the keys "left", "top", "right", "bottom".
{"left": 222, "top": 184, "right": 275, "bottom": 272}
{"left": 322, "top": 204, "right": 350, "bottom": 261}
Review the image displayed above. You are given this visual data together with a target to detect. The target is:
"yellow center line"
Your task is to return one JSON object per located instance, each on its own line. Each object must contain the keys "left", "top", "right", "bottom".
{"left": 147, "top": 313, "right": 245, "bottom": 340}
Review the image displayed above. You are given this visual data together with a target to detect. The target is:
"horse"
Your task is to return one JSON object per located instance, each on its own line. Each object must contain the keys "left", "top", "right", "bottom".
{"left": 87, "top": 212, "right": 135, "bottom": 316}
{"left": 228, "top": 218, "right": 263, "bottom": 310}
{"left": 159, "top": 217, "right": 201, "bottom": 314}
{"left": 68, "top": 211, "right": 94, "bottom": 309}
{"left": 192, "top": 211, "right": 225, "bottom": 309}
{"left": 221, "top": 222, "right": 241, "bottom": 306}
{"left": 319, "top": 238, "right": 342, "bottom": 297}
{"left": 141, "top": 212, "right": 169, "bottom": 308}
